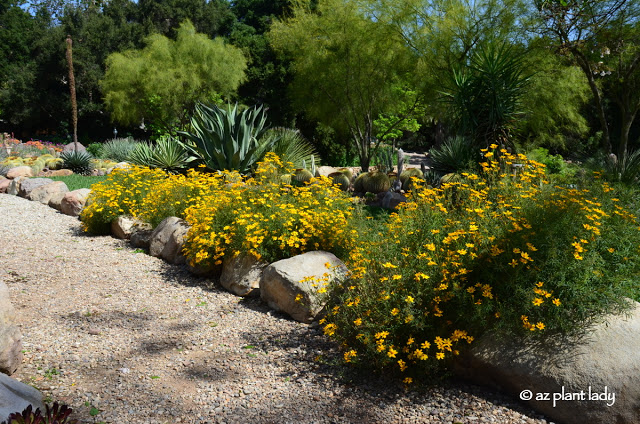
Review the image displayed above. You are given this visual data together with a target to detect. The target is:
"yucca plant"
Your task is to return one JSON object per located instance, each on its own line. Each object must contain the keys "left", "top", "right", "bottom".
{"left": 179, "top": 102, "right": 273, "bottom": 174}
{"left": 604, "top": 149, "right": 640, "bottom": 184}
{"left": 60, "top": 150, "right": 93, "bottom": 175}
{"left": 4, "top": 402, "right": 78, "bottom": 424}
{"left": 128, "top": 143, "right": 155, "bottom": 167}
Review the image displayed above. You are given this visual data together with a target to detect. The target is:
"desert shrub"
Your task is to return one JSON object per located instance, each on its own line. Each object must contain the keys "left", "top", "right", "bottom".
{"left": 60, "top": 150, "right": 94, "bottom": 175}
{"left": 323, "top": 145, "right": 640, "bottom": 381}
{"left": 100, "top": 137, "right": 141, "bottom": 162}
{"left": 86, "top": 142, "right": 103, "bottom": 158}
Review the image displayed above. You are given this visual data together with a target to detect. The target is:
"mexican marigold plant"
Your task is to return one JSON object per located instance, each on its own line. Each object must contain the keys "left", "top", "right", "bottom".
{"left": 80, "top": 166, "right": 166, "bottom": 234}
{"left": 323, "top": 145, "right": 640, "bottom": 380}
{"left": 182, "top": 153, "right": 358, "bottom": 267}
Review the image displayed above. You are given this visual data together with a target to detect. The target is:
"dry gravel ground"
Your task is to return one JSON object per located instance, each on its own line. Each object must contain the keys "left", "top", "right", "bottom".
{"left": 0, "top": 194, "right": 551, "bottom": 424}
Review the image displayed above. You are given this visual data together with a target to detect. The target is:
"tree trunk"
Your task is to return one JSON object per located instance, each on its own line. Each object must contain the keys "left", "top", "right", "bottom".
{"left": 573, "top": 50, "right": 612, "bottom": 154}
{"left": 66, "top": 35, "right": 78, "bottom": 151}
{"left": 619, "top": 111, "right": 636, "bottom": 160}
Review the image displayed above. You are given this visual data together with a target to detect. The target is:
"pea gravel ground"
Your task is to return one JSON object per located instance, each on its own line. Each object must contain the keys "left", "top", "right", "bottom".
{"left": 0, "top": 194, "right": 551, "bottom": 424}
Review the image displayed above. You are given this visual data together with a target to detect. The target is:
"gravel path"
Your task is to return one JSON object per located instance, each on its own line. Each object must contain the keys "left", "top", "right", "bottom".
{"left": 0, "top": 194, "right": 550, "bottom": 424}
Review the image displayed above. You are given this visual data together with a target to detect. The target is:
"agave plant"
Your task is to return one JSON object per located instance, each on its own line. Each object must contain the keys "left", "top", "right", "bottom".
{"left": 60, "top": 150, "right": 93, "bottom": 175}
{"left": 179, "top": 103, "right": 273, "bottom": 174}
{"left": 4, "top": 402, "right": 78, "bottom": 424}
{"left": 128, "top": 136, "right": 193, "bottom": 173}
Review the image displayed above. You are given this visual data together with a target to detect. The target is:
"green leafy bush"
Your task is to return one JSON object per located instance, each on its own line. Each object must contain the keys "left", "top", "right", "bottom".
{"left": 258, "top": 127, "right": 318, "bottom": 170}
{"left": 86, "top": 143, "right": 103, "bottom": 158}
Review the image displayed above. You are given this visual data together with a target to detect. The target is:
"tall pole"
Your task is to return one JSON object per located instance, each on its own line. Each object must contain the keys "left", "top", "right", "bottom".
{"left": 66, "top": 35, "right": 78, "bottom": 151}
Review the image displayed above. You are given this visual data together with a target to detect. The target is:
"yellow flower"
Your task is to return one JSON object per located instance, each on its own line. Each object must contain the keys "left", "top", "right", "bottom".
{"left": 382, "top": 262, "right": 397, "bottom": 268}
{"left": 343, "top": 350, "right": 357, "bottom": 362}
{"left": 387, "top": 346, "right": 398, "bottom": 358}
{"left": 323, "top": 323, "right": 337, "bottom": 336}
{"left": 532, "top": 298, "right": 544, "bottom": 306}
{"left": 436, "top": 352, "right": 445, "bottom": 360}
{"left": 391, "top": 308, "right": 400, "bottom": 316}
{"left": 403, "top": 377, "right": 413, "bottom": 384}
{"left": 405, "top": 296, "right": 415, "bottom": 304}
{"left": 397, "top": 359, "right": 407, "bottom": 372}
{"left": 392, "top": 274, "right": 402, "bottom": 280}
{"left": 552, "top": 298, "right": 561, "bottom": 306}
{"left": 536, "top": 322, "right": 545, "bottom": 330}
{"left": 353, "top": 318, "right": 363, "bottom": 326}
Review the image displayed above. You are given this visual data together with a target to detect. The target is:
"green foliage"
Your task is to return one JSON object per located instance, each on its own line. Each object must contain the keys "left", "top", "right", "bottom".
{"left": 86, "top": 143, "right": 103, "bottom": 158}
{"left": 269, "top": 0, "right": 416, "bottom": 171}
{"left": 60, "top": 150, "right": 94, "bottom": 176}
{"left": 4, "top": 402, "right": 78, "bottom": 424}
{"left": 258, "top": 127, "right": 318, "bottom": 169}
{"left": 428, "top": 136, "right": 479, "bottom": 176}
{"left": 179, "top": 102, "right": 272, "bottom": 173}
{"left": 603, "top": 149, "right": 640, "bottom": 184}
{"left": 100, "top": 137, "right": 141, "bottom": 162}
{"left": 101, "top": 20, "right": 247, "bottom": 133}
{"left": 148, "top": 135, "right": 194, "bottom": 172}
{"left": 373, "top": 146, "right": 396, "bottom": 174}
{"left": 128, "top": 143, "right": 155, "bottom": 167}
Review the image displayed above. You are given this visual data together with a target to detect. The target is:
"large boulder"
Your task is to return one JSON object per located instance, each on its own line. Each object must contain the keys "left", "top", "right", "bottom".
{"left": 0, "top": 283, "right": 22, "bottom": 375}
{"left": 47, "top": 192, "right": 67, "bottom": 211}
{"left": 149, "top": 217, "right": 190, "bottom": 265}
{"left": 62, "top": 142, "right": 86, "bottom": 152}
{"left": 381, "top": 191, "right": 408, "bottom": 210}
{"left": 130, "top": 229, "right": 153, "bottom": 249}
{"left": 60, "top": 188, "right": 91, "bottom": 217}
{"left": 111, "top": 216, "right": 151, "bottom": 240}
{"left": 6, "top": 177, "right": 27, "bottom": 196}
{"left": 220, "top": 253, "right": 268, "bottom": 297}
{"left": 0, "top": 179, "right": 10, "bottom": 194}
{"left": 17, "top": 178, "right": 53, "bottom": 199}
{"left": 0, "top": 373, "right": 44, "bottom": 424}
{"left": 5, "top": 166, "right": 32, "bottom": 180}
{"left": 454, "top": 300, "right": 640, "bottom": 424}
{"left": 260, "top": 251, "right": 348, "bottom": 323}
{"left": 28, "top": 181, "right": 69, "bottom": 205}
{"left": 41, "top": 169, "right": 73, "bottom": 177}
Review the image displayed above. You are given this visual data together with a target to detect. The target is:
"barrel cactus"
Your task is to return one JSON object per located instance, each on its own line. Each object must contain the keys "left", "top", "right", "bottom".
{"left": 46, "top": 157, "right": 64, "bottom": 170}
{"left": 353, "top": 172, "right": 369, "bottom": 193}
{"left": 337, "top": 167, "right": 353, "bottom": 181}
{"left": 292, "top": 168, "right": 314, "bottom": 185}
{"left": 363, "top": 171, "right": 391, "bottom": 194}
{"left": 328, "top": 172, "right": 351, "bottom": 191}
{"left": 440, "top": 172, "right": 463, "bottom": 184}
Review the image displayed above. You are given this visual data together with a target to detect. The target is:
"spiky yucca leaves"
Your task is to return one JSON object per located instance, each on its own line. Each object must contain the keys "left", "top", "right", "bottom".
{"left": 604, "top": 149, "right": 640, "bottom": 184}
{"left": 258, "top": 127, "right": 318, "bottom": 170}
{"left": 60, "top": 150, "right": 93, "bottom": 175}
{"left": 4, "top": 402, "right": 78, "bottom": 424}
{"left": 362, "top": 171, "right": 391, "bottom": 193}
{"left": 292, "top": 168, "right": 314, "bottom": 185}
{"left": 179, "top": 102, "right": 272, "bottom": 174}
{"left": 100, "top": 137, "right": 141, "bottom": 162}
{"left": 328, "top": 172, "right": 350, "bottom": 191}
{"left": 428, "top": 136, "right": 479, "bottom": 176}
{"left": 353, "top": 172, "right": 369, "bottom": 193}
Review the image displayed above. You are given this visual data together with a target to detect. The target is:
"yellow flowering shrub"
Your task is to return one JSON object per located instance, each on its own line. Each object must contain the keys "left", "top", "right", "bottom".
{"left": 81, "top": 166, "right": 166, "bottom": 234}
{"left": 323, "top": 146, "right": 640, "bottom": 379}
{"left": 182, "top": 153, "right": 357, "bottom": 266}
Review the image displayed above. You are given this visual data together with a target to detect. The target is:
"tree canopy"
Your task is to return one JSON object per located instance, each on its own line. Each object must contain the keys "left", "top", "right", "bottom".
{"left": 101, "top": 20, "right": 247, "bottom": 134}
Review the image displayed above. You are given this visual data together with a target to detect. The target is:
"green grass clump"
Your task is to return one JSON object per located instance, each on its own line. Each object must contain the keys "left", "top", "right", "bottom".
{"left": 49, "top": 175, "right": 107, "bottom": 191}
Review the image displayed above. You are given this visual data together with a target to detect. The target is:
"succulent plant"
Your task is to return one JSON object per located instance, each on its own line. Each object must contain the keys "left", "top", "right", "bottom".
{"left": 328, "top": 172, "right": 350, "bottom": 191}
{"left": 292, "top": 168, "right": 313, "bottom": 185}
{"left": 337, "top": 167, "right": 353, "bottom": 181}
{"left": 60, "top": 150, "right": 93, "bottom": 176}
{"left": 400, "top": 168, "right": 424, "bottom": 190}
{"left": 4, "top": 402, "right": 78, "bottom": 424}
{"left": 45, "top": 158, "right": 64, "bottom": 170}
{"left": 353, "top": 172, "right": 369, "bottom": 193}
{"left": 362, "top": 171, "right": 391, "bottom": 193}
{"left": 440, "top": 172, "right": 463, "bottom": 184}
{"left": 279, "top": 174, "right": 292, "bottom": 185}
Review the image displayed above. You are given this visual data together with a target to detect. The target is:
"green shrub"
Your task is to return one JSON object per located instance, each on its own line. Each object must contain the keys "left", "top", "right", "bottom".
{"left": 429, "top": 136, "right": 479, "bottom": 177}
{"left": 86, "top": 142, "right": 103, "bottom": 158}
{"left": 259, "top": 127, "right": 318, "bottom": 170}
{"left": 100, "top": 137, "right": 141, "bottom": 162}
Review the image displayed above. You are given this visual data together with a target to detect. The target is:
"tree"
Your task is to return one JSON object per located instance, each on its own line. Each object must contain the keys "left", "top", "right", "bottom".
{"left": 535, "top": 0, "right": 640, "bottom": 157}
{"left": 101, "top": 20, "right": 247, "bottom": 134}
{"left": 269, "top": 0, "right": 417, "bottom": 171}
{"left": 65, "top": 34, "right": 78, "bottom": 147}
